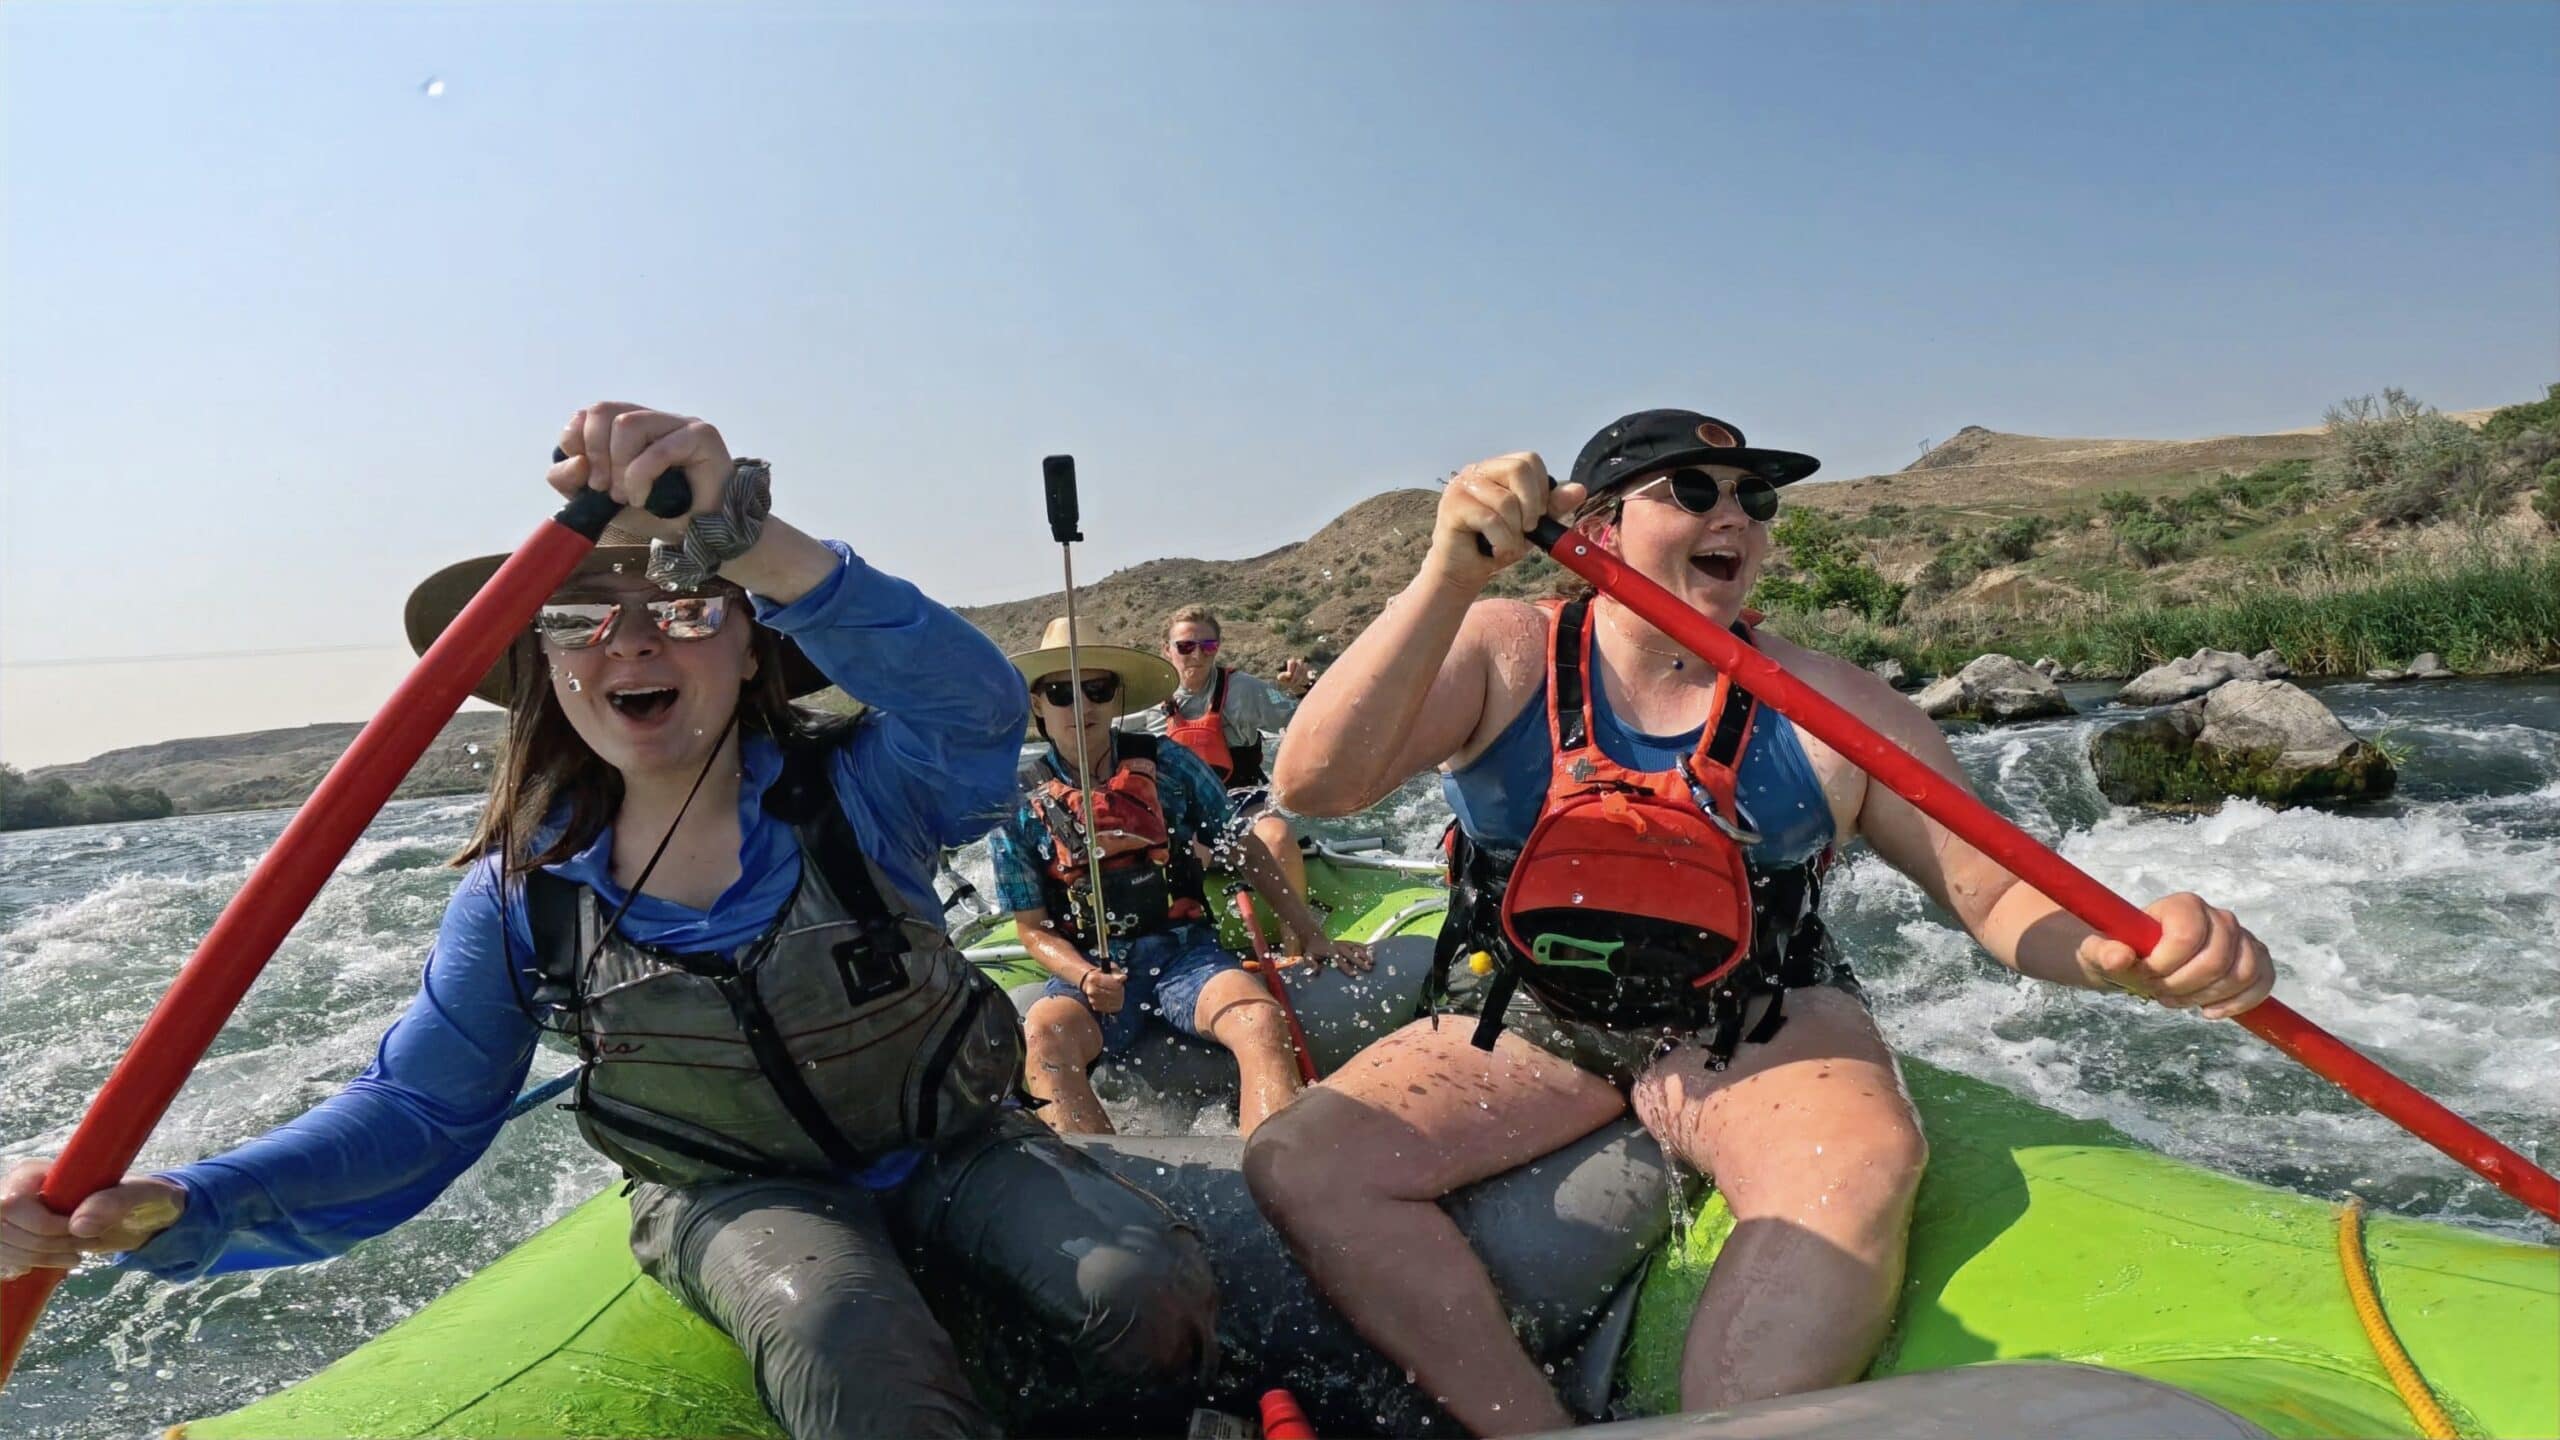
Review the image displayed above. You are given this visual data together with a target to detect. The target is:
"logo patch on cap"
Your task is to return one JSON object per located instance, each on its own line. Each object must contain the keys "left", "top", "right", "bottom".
{"left": 1695, "top": 420, "right": 1739, "bottom": 449}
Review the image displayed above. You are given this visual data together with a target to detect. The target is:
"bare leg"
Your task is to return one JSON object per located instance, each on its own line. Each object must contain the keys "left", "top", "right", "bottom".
{"left": 1021, "top": 994, "right": 1113, "bottom": 1135}
{"left": 1192, "top": 968, "right": 1304, "bottom": 1136}
{"left": 1630, "top": 987, "right": 1929, "bottom": 1412}
{"left": 1252, "top": 812, "right": 1310, "bottom": 902}
{"left": 1244, "top": 1019, "right": 1626, "bottom": 1435}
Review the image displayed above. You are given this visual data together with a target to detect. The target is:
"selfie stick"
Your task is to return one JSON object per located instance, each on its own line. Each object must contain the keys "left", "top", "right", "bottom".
{"left": 1044, "top": 456, "right": 1116, "bottom": 971}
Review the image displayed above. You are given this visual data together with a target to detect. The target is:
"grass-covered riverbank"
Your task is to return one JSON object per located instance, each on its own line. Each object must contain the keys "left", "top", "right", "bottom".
{"left": 1768, "top": 543, "right": 2560, "bottom": 680}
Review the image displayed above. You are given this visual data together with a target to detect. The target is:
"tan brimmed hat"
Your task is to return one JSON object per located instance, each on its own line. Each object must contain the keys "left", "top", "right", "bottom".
{"left": 1007, "top": 615, "right": 1177, "bottom": 710}
{"left": 404, "top": 532, "right": 828, "bottom": 707}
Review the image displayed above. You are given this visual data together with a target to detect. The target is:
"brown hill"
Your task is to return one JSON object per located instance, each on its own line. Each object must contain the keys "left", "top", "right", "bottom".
{"left": 34, "top": 713, "right": 507, "bottom": 815}
{"left": 1804, "top": 408, "right": 2497, "bottom": 518}
{"left": 955, "top": 489, "right": 1564, "bottom": 676}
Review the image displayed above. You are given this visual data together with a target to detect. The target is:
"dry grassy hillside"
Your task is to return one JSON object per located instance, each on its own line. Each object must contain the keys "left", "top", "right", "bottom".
{"left": 957, "top": 490, "right": 1564, "bottom": 676}
{"left": 1801, "top": 409, "right": 2495, "bottom": 518}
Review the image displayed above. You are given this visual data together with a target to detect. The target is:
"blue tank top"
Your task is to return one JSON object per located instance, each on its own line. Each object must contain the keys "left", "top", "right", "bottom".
{"left": 1443, "top": 663, "right": 1836, "bottom": 866}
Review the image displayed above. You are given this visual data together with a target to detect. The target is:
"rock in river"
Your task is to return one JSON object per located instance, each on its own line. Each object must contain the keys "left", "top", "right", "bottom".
{"left": 1916, "top": 654, "right": 2074, "bottom": 724}
{"left": 2088, "top": 679, "right": 2396, "bottom": 809}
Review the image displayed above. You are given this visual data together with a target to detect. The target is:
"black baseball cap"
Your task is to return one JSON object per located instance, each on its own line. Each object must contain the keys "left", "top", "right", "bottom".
{"left": 1569, "top": 410, "right": 1822, "bottom": 500}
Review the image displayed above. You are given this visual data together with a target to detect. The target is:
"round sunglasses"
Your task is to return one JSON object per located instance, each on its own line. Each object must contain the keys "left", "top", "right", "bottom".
{"left": 1627, "top": 468, "right": 1782, "bottom": 523}
{"left": 535, "top": 595, "right": 730, "bottom": 650}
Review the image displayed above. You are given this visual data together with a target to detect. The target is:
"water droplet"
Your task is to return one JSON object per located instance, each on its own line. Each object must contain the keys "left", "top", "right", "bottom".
{"left": 1571, "top": 891, "right": 1584, "bottom": 904}
{"left": 566, "top": 676, "right": 583, "bottom": 692}
{"left": 610, "top": 562, "right": 626, "bottom": 573}
{"left": 464, "top": 742, "right": 480, "bottom": 755}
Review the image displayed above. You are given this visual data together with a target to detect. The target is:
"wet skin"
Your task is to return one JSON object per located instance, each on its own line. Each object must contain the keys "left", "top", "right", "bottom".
{"left": 1253, "top": 452, "right": 2275, "bottom": 1434}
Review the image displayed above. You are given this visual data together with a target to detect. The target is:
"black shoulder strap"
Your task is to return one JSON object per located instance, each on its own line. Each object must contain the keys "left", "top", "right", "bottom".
{"left": 1553, "top": 597, "right": 1593, "bottom": 752}
{"left": 521, "top": 867, "right": 585, "bottom": 1010}
{"left": 771, "top": 737, "right": 912, "bottom": 963}
{"left": 1211, "top": 666, "right": 1232, "bottom": 711}
{"left": 1700, "top": 624, "right": 1759, "bottom": 770}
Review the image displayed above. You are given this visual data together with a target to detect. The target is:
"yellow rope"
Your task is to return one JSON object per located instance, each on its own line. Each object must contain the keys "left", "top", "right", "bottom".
{"left": 2337, "top": 1198, "right": 2460, "bottom": 1439}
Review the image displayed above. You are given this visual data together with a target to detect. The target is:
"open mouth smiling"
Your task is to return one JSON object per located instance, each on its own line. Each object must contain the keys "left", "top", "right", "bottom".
{"left": 1689, "top": 544, "right": 1743, "bottom": 584}
{"left": 606, "top": 685, "right": 679, "bottom": 720}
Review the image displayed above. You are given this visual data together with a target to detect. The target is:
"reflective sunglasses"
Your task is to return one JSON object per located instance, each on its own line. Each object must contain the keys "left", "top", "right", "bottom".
{"left": 534, "top": 595, "right": 730, "bottom": 650}
{"left": 1036, "top": 675, "right": 1123, "bottom": 707}
{"left": 1630, "top": 468, "right": 1782, "bottom": 523}
{"left": 1171, "top": 638, "right": 1221, "bottom": 656}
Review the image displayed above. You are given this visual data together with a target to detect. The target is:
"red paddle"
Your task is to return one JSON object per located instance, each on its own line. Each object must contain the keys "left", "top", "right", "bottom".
{"left": 1525, "top": 517, "right": 2559, "bottom": 1222}
{"left": 1229, "top": 886, "right": 1321, "bottom": 1084}
{"left": 0, "top": 476, "right": 689, "bottom": 1389}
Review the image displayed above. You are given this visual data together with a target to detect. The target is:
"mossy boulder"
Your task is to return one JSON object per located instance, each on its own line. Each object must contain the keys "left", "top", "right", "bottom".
{"left": 2087, "top": 679, "right": 2396, "bottom": 809}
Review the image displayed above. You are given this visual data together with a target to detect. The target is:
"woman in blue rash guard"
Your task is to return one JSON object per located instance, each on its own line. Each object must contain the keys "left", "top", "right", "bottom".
{"left": 0, "top": 403, "right": 1216, "bottom": 1440}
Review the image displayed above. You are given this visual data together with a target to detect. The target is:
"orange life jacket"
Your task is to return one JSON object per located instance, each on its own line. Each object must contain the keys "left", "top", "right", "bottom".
{"left": 1026, "top": 732, "right": 1208, "bottom": 950}
{"left": 1465, "top": 596, "right": 1771, "bottom": 1048}
{"left": 1162, "top": 667, "right": 1267, "bottom": 787}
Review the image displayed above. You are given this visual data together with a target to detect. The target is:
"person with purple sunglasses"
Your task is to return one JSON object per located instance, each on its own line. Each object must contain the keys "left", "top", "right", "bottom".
{"left": 1120, "top": 604, "right": 1318, "bottom": 904}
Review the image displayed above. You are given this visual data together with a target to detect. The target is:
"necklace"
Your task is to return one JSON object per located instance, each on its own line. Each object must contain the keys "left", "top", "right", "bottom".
{"left": 1599, "top": 610, "right": 1699, "bottom": 673}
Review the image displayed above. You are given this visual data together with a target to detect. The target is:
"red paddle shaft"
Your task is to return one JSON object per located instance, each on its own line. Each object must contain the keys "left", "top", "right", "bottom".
{"left": 1260, "top": 1387, "right": 1318, "bottom": 1439}
{"left": 1529, "top": 518, "right": 2559, "bottom": 1223}
{"left": 1230, "top": 889, "right": 1320, "bottom": 1084}
{"left": 0, "top": 481, "right": 684, "bottom": 1389}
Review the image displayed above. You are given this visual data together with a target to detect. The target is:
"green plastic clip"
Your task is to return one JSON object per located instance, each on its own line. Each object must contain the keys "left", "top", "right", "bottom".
{"left": 1530, "top": 933, "right": 1623, "bottom": 973}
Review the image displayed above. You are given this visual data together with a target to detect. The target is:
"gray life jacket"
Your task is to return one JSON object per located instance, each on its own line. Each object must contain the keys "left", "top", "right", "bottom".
{"left": 523, "top": 741, "right": 1025, "bottom": 1189}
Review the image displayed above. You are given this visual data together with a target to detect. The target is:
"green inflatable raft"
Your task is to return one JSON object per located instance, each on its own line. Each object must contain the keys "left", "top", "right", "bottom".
{"left": 174, "top": 853, "right": 2558, "bottom": 1440}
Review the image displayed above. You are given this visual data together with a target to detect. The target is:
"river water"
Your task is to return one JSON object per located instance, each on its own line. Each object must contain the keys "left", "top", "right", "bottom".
{"left": 4, "top": 677, "right": 2554, "bottom": 1438}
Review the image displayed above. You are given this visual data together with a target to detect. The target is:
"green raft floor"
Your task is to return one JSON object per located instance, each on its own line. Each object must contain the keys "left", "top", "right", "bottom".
{"left": 179, "top": 859, "right": 2560, "bottom": 1439}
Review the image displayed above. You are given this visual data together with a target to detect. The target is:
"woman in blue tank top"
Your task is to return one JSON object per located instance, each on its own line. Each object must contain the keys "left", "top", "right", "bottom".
{"left": 1246, "top": 410, "right": 2277, "bottom": 1437}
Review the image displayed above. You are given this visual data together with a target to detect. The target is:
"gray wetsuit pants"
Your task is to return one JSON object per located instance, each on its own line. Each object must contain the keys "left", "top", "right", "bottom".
{"left": 629, "top": 1114, "right": 1216, "bottom": 1440}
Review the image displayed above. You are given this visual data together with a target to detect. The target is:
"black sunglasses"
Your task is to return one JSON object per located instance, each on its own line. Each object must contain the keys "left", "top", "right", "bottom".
{"left": 1634, "top": 468, "right": 1782, "bottom": 523}
{"left": 1036, "top": 675, "right": 1122, "bottom": 707}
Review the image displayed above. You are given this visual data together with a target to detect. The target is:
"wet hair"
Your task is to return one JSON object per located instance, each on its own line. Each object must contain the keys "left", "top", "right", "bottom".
{"left": 450, "top": 619, "right": 831, "bottom": 876}
{"left": 1166, "top": 604, "right": 1220, "bottom": 640}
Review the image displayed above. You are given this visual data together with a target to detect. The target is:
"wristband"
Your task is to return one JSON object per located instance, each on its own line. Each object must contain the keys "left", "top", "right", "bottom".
{"left": 647, "top": 458, "right": 773, "bottom": 590}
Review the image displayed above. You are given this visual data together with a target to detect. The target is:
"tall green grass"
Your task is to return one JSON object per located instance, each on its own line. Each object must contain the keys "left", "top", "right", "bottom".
{"left": 1765, "top": 545, "right": 2560, "bottom": 679}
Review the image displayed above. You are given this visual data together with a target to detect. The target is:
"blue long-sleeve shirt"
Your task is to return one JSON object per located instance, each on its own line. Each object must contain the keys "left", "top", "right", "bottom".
{"left": 124, "top": 541, "right": 1029, "bottom": 1281}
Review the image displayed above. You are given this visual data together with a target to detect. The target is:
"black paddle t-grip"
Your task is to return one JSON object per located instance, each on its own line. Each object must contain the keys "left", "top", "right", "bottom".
{"left": 550, "top": 446, "right": 694, "bottom": 541}
{"left": 1475, "top": 517, "right": 1570, "bottom": 558}
{"left": 1044, "top": 455, "right": 1082, "bottom": 544}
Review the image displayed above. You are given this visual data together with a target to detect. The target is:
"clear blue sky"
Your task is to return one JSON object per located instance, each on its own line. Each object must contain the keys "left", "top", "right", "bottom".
{"left": 4, "top": 1, "right": 2554, "bottom": 765}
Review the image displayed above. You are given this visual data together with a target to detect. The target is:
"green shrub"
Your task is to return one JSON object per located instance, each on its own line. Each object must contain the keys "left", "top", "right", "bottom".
{"left": 2480, "top": 383, "right": 2560, "bottom": 447}
{"left": 1984, "top": 515, "right": 2052, "bottom": 562}
{"left": 0, "top": 765, "right": 177, "bottom": 831}
{"left": 1757, "top": 511, "right": 1906, "bottom": 621}
{"left": 2536, "top": 461, "right": 2560, "bottom": 530}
